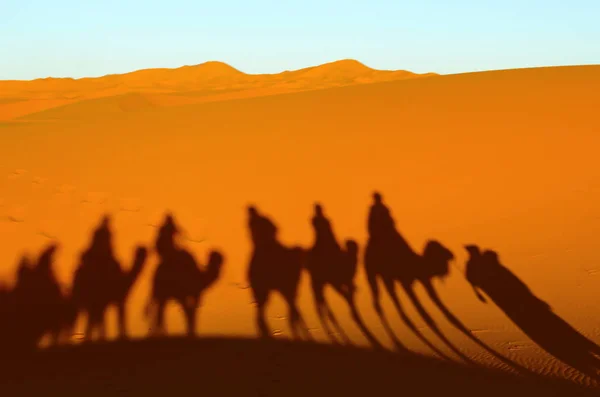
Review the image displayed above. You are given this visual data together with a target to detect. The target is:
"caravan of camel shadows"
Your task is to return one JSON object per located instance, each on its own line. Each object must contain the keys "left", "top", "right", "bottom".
{"left": 1, "top": 191, "right": 599, "bottom": 382}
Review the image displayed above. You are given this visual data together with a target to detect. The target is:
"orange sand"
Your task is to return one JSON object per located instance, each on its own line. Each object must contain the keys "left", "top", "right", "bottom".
{"left": 0, "top": 62, "right": 599, "bottom": 385}
{"left": 0, "top": 60, "right": 435, "bottom": 121}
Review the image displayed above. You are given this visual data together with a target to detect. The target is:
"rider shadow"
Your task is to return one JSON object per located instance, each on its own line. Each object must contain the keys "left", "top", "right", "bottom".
{"left": 147, "top": 213, "right": 224, "bottom": 338}
{"left": 364, "top": 192, "right": 482, "bottom": 364}
{"left": 246, "top": 205, "right": 312, "bottom": 340}
{"left": 305, "top": 203, "right": 384, "bottom": 349}
{"left": 465, "top": 245, "right": 600, "bottom": 381}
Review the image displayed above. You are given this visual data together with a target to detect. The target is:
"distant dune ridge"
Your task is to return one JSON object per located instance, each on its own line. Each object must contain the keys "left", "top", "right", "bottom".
{"left": 0, "top": 59, "right": 437, "bottom": 121}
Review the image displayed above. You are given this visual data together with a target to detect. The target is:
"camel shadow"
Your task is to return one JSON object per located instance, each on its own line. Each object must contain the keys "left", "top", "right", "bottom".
{"left": 0, "top": 244, "right": 75, "bottom": 351}
{"left": 364, "top": 192, "right": 473, "bottom": 363}
{"left": 70, "top": 215, "right": 148, "bottom": 341}
{"left": 465, "top": 245, "right": 600, "bottom": 381}
{"left": 146, "top": 213, "right": 225, "bottom": 337}
{"left": 305, "top": 203, "right": 384, "bottom": 349}
{"left": 414, "top": 247, "right": 534, "bottom": 375}
{"left": 246, "top": 205, "right": 312, "bottom": 340}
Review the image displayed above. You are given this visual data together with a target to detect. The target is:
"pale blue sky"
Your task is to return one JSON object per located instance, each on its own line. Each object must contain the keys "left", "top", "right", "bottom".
{"left": 1, "top": 0, "right": 599, "bottom": 80}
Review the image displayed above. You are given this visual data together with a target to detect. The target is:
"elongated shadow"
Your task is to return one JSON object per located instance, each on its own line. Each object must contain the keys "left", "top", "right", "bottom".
{"left": 409, "top": 242, "right": 534, "bottom": 376}
{"left": 465, "top": 245, "right": 600, "bottom": 381}
{"left": 305, "top": 203, "right": 384, "bottom": 349}
{"left": 363, "top": 192, "right": 479, "bottom": 364}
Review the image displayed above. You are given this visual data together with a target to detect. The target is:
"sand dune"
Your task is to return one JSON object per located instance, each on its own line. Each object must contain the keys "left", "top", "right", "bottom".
{"left": 0, "top": 59, "right": 435, "bottom": 121}
{"left": 0, "top": 64, "right": 599, "bottom": 387}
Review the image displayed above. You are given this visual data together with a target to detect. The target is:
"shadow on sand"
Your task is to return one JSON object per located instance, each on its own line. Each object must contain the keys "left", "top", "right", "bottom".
{"left": 465, "top": 245, "right": 600, "bottom": 382}
{"left": 1, "top": 196, "right": 600, "bottom": 395}
{"left": 0, "top": 337, "right": 596, "bottom": 397}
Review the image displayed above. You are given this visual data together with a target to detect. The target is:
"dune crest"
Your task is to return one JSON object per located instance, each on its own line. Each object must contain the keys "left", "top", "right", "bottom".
{"left": 0, "top": 59, "right": 436, "bottom": 121}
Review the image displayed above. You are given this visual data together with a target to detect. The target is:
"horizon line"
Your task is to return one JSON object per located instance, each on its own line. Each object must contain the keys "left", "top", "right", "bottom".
{"left": 2, "top": 59, "right": 599, "bottom": 83}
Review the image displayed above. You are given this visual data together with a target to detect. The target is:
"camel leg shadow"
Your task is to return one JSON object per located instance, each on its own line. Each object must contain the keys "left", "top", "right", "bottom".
{"left": 183, "top": 297, "right": 197, "bottom": 338}
{"left": 382, "top": 278, "right": 455, "bottom": 362}
{"left": 286, "top": 296, "right": 313, "bottom": 342}
{"left": 253, "top": 288, "right": 271, "bottom": 338}
{"left": 84, "top": 310, "right": 105, "bottom": 343}
{"left": 323, "top": 302, "right": 351, "bottom": 345}
{"left": 401, "top": 282, "right": 478, "bottom": 366}
{"left": 341, "top": 286, "right": 386, "bottom": 351}
{"left": 312, "top": 282, "right": 351, "bottom": 344}
{"left": 150, "top": 299, "right": 168, "bottom": 337}
{"left": 117, "top": 303, "right": 129, "bottom": 340}
{"left": 422, "top": 282, "right": 532, "bottom": 375}
{"left": 367, "top": 272, "right": 411, "bottom": 352}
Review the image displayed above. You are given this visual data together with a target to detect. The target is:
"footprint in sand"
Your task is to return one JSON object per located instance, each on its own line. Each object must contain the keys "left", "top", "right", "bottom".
{"left": 31, "top": 176, "right": 47, "bottom": 185}
{"left": 7, "top": 169, "right": 27, "bottom": 180}
{"left": 3, "top": 205, "right": 27, "bottom": 223}
{"left": 80, "top": 191, "right": 111, "bottom": 205}
{"left": 119, "top": 197, "right": 143, "bottom": 213}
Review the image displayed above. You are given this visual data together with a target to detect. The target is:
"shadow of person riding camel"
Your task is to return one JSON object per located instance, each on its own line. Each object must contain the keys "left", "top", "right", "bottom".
{"left": 360, "top": 192, "right": 531, "bottom": 372}
{"left": 71, "top": 215, "right": 148, "bottom": 341}
{"left": 305, "top": 203, "right": 383, "bottom": 348}
{"left": 246, "top": 205, "right": 312, "bottom": 340}
{"left": 146, "top": 213, "right": 224, "bottom": 337}
{"left": 0, "top": 244, "right": 75, "bottom": 351}
{"left": 364, "top": 192, "right": 464, "bottom": 360}
{"left": 465, "top": 245, "right": 600, "bottom": 381}
{"left": 363, "top": 191, "right": 527, "bottom": 371}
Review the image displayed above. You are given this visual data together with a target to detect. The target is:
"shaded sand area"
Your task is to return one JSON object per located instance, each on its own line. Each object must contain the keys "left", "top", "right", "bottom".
{"left": 1, "top": 64, "right": 600, "bottom": 388}
{"left": 1, "top": 338, "right": 597, "bottom": 397}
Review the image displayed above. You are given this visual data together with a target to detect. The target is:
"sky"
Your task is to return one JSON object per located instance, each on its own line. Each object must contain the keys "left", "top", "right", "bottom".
{"left": 1, "top": 0, "right": 599, "bottom": 80}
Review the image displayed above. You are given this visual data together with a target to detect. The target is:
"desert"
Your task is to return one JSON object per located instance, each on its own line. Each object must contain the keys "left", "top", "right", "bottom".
{"left": 1, "top": 60, "right": 599, "bottom": 395}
